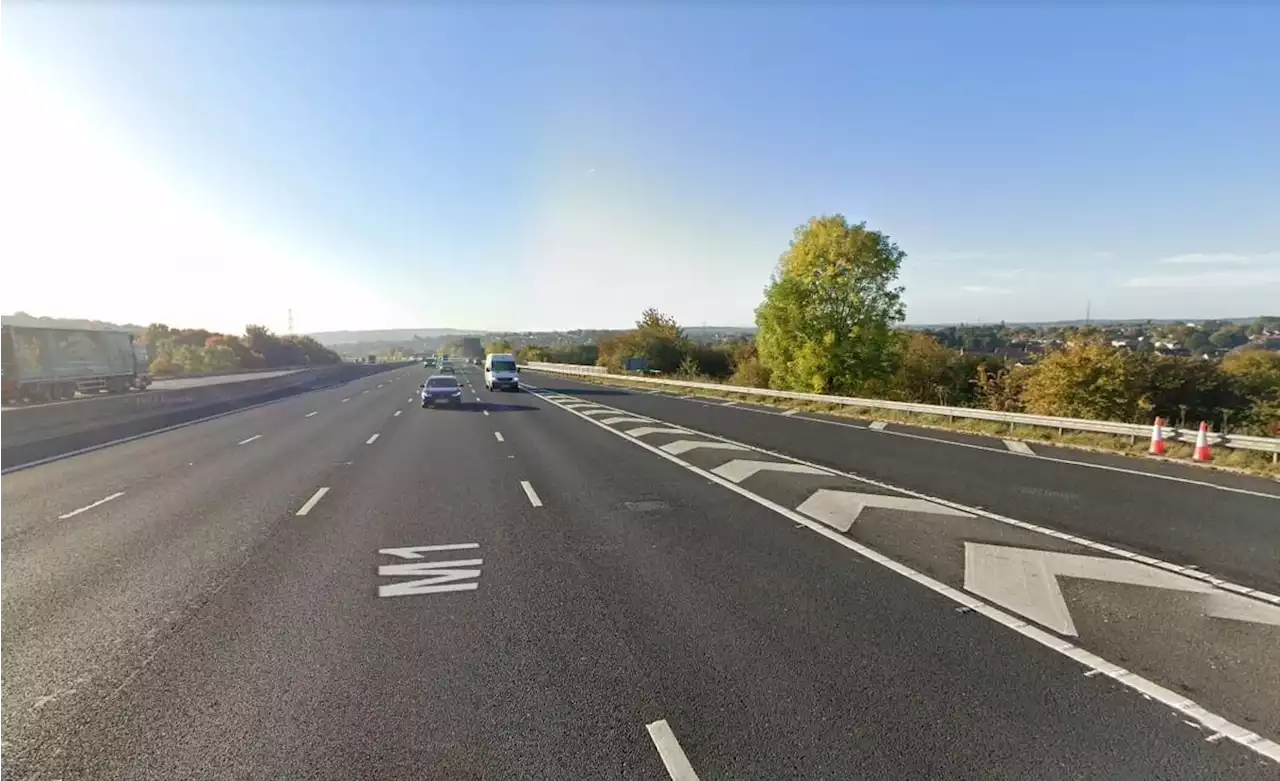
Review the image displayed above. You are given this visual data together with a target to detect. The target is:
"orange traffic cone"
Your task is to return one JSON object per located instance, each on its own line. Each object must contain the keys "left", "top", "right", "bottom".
{"left": 1148, "top": 417, "right": 1166, "bottom": 455}
{"left": 1192, "top": 421, "right": 1213, "bottom": 462}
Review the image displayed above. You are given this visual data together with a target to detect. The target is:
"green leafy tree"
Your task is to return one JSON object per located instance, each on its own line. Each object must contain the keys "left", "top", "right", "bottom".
{"left": 755, "top": 216, "right": 906, "bottom": 395}
{"left": 485, "top": 339, "right": 513, "bottom": 355}
{"left": 1020, "top": 341, "right": 1153, "bottom": 421}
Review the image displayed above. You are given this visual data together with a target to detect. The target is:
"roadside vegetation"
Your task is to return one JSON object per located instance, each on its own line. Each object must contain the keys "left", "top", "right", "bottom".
{"left": 141, "top": 324, "right": 341, "bottom": 376}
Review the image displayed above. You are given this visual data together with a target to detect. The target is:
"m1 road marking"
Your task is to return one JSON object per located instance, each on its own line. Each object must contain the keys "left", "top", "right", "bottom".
{"left": 964, "top": 542, "right": 1280, "bottom": 637}
{"left": 378, "top": 544, "right": 482, "bottom": 597}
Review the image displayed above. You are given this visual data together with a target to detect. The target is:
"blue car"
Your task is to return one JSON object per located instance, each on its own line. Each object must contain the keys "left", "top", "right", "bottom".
{"left": 420, "top": 375, "right": 463, "bottom": 408}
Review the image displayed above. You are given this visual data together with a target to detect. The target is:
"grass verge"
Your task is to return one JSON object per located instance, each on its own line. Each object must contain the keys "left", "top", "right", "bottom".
{"left": 533, "top": 371, "right": 1280, "bottom": 479}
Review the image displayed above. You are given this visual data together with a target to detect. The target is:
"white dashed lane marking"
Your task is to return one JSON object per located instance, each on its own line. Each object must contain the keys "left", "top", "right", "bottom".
{"left": 494, "top": 432, "right": 505, "bottom": 442}
{"left": 520, "top": 480, "right": 543, "bottom": 507}
{"left": 366, "top": 434, "right": 380, "bottom": 445}
{"left": 296, "top": 487, "right": 330, "bottom": 516}
{"left": 646, "top": 719, "right": 701, "bottom": 781}
{"left": 58, "top": 491, "right": 125, "bottom": 520}
{"left": 237, "top": 434, "right": 262, "bottom": 445}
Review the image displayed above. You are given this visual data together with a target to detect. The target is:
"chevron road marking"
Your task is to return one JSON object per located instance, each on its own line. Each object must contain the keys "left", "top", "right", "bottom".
{"left": 711, "top": 459, "right": 828, "bottom": 483}
{"left": 964, "top": 542, "right": 1280, "bottom": 637}
{"left": 796, "top": 489, "right": 973, "bottom": 533}
{"left": 660, "top": 440, "right": 751, "bottom": 456}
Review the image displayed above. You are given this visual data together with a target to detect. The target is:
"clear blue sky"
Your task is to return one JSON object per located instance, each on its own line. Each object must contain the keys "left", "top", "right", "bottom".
{"left": 2, "top": 5, "right": 1278, "bottom": 334}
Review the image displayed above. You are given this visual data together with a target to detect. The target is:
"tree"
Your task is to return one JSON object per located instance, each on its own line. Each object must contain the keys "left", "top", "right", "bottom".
{"left": 1020, "top": 341, "right": 1153, "bottom": 421}
{"left": 485, "top": 339, "right": 513, "bottom": 355}
{"left": 1222, "top": 351, "right": 1280, "bottom": 434}
{"left": 755, "top": 216, "right": 905, "bottom": 395}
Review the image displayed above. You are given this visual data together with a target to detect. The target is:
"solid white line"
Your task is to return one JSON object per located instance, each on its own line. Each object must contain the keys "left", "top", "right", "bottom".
{"left": 646, "top": 720, "right": 701, "bottom": 781}
{"left": 721, "top": 400, "right": 739, "bottom": 406}
{"left": 542, "top": 394, "right": 1280, "bottom": 763}
{"left": 781, "top": 408, "right": 799, "bottom": 416}
{"left": 58, "top": 491, "right": 125, "bottom": 519}
{"left": 237, "top": 434, "right": 262, "bottom": 445}
{"left": 520, "top": 480, "right": 542, "bottom": 507}
{"left": 366, "top": 433, "right": 380, "bottom": 445}
{"left": 868, "top": 420, "right": 888, "bottom": 431}
{"left": 494, "top": 431, "right": 505, "bottom": 442}
{"left": 1004, "top": 439, "right": 1036, "bottom": 456}
{"left": 305, "top": 411, "right": 319, "bottom": 418}
{"left": 393, "top": 410, "right": 402, "bottom": 417}
{"left": 296, "top": 487, "right": 330, "bottom": 516}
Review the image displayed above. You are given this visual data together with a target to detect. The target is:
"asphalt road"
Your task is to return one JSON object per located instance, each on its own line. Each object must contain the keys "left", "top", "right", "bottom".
{"left": 3, "top": 365, "right": 1277, "bottom": 779}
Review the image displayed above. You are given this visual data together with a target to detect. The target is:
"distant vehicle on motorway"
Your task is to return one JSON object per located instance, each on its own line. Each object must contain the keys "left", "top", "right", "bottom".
{"left": 440, "top": 359, "right": 455, "bottom": 374}
{"left": 424, "top": 355, "right": 437, "bottom": 368}
{"left": 1, "top": 324, "right": 152, "bottom": 404}
{"left": 484, "top": 352, "right": 519, "bottom": 392}
{"left": 420, "top": 375, "right": 462, "bottom": 408}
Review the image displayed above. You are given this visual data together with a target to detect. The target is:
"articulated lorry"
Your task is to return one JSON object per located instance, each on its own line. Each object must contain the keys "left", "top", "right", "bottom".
{"left": 1, "top": 324, "right": 152, "bottom": 404}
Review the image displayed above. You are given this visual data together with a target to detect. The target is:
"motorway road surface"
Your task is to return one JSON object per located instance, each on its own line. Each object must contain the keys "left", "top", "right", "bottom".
{"left": 2, "top": 365, "right": 1277, "bottom": 779}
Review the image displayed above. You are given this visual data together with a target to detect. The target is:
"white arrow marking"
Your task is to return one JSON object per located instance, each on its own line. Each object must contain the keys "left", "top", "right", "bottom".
{"left": 660, "top": 440, "right": 750, "bottom": 456}
{"left": 964, "top": 542, "right": 1280, "bottom": 637}
{"left": 796, "top": 489, "right": 973, "bottom": 532}
{"left": 626, "top": 427, "right": 689, "bottom": 438}
{"left": 711, "top": 459, "right": 828, "bottom": 483}
{"left": 601, "top": 416, "right": 653, "bottom": 425}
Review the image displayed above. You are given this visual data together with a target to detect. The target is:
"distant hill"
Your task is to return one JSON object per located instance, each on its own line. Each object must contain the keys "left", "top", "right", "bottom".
{"left": 1, "top": 312, "right": 144, "bottom": 332}
{"left": 306, "top": 328, "right": 490, "bottom": 345}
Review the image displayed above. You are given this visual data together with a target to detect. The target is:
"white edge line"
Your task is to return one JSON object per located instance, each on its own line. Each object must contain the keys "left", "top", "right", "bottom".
{"left": 57, "top": 491, "right": 125, "bottom": 519}
{"left": 296, "top": 486, "right": 330, "bottom": 516}
{"left": 520, "top": 480, "right": 542, "bottom": 507}
{"left": 537, "top": 391, "right": 1280, "bottom": 763}
{"left": 646, "top": 719, "right": 702, "bottom": 781}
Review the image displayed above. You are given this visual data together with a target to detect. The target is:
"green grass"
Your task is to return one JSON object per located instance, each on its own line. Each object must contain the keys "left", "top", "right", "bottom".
{"left": 546, "top": 372, "right": 1280, "bottom": 478}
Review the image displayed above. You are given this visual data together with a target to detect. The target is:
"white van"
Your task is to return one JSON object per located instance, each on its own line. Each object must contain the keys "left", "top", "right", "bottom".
{"left": 484, "top": 353, "right": 520, "bottom": 392}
